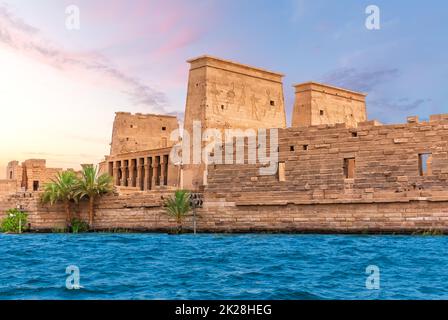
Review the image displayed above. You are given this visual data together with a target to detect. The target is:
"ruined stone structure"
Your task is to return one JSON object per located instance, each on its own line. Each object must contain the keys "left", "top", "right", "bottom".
{"left": 2, "top": 55, "right": 448, "bottom": 233}
{"left": 101, "top": 112, "right": 180, "bottom": 192}
{"left": 0, "top": 159, "right": 62, "bottom": 195}
{"left": 110, "top": 112, "right": 178, "bottom": 155}
{"left": 201, "top": 115, "right": 448, "bottom": 231}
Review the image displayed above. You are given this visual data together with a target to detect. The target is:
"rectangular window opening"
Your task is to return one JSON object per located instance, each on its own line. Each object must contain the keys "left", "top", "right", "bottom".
{"left": 278, "top": 162, "right": 286, "bottom": 182}
{"left": 419, "top": 153, "right": 432, "bottom": 176}
{"left": 303, "top": 145, "right": 309, "bottom": 151}
{"left": 344, "top": 158, "right": 356, "bottom": 179}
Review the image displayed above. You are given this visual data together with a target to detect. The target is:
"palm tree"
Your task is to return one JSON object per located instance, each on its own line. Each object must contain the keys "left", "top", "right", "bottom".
{"left": 76, "top": 165, "right": 113, "bottom": 227}
{"left": 164, "top": 190, "right": 191, "bottom": 234}
{"left": 41, "top": 170, "right": 78, "bottom": 225}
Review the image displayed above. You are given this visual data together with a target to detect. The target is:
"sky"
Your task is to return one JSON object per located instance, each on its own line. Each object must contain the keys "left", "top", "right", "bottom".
{"left": 0, "top": 0, "right": 447, "bottom": 178}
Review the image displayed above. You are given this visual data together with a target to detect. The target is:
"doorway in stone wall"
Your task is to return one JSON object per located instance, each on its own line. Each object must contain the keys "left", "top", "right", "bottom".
{"left": 33, "top": 181, "right": 39, "bottom": 192}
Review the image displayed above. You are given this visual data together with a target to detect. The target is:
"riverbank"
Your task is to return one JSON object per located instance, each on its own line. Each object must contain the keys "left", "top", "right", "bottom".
{"left": 7, "top": 228, "right": 448, "bottom": 235}
{"left": 2, "top": 192, "right": 448, "bottom": 234}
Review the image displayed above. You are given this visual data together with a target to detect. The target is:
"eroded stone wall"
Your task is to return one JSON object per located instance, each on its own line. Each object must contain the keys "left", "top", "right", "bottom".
{"left": 0, "top": 191, "right": 184, "bottom": 231}
{"left": 6, "top": 161, "right": 21, "bottom": 181}
{"left": 110, "top": 112, "right": 178, "bottom": 156}
{"left": 0, "top": 180, "right": 16, "bottom": 196}
{"left": 3, "top": 159, "right": 62, "bottom": 193}
{"left": 292, "top": 82, "right": 367, "bottom": 128}
{"left": 1, "top": 191, "right": 448, "bottom": 233}
{"left": 20, "top": 159, "right": 62, "bottom": 192}
{"left": 182, "top": 55, "right": 287, "bottom": 189}
{"left": 206, "top": 117, "right": 448, "bottom": 205}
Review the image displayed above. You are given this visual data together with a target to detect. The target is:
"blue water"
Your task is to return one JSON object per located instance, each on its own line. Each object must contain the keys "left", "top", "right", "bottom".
{"left": 0, "top": 233, "right": 447, "bottom": 300}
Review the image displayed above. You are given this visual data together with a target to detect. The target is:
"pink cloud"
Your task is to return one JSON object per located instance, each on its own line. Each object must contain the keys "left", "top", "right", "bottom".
{"left": 151, "top": 27, "right": 202, "bottom": 60}
{"left": 0, "top": 4, "right": 168, "bottom": 112}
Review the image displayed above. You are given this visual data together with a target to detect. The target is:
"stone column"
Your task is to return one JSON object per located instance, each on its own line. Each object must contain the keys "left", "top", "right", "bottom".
{"left": 128, "top": 160, "right": 135, "bottom": 187}
{"left": 121, "top": 161, "right": 128, "bottom": 187}
{"left": 152, "top": 157, "right": 159, "bottom": 188}
{"left": 144, "top": 158, "right": 151, "bottom": 190}
{"left": 160, "top": 156, "right": 166, "bottom": 186}
{"left": 136, "top": 159, "right": 143, "bottom": 190}
{"left": 113, "top": 161, "right": 120, "bottom": 186}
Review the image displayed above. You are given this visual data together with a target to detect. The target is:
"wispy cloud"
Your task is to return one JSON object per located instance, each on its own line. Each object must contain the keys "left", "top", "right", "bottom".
{"left": 22, "top": 151, "right": 100, "bottom": 159}
{"left": 151, "top": 27, "right": 202, "bottom": 60}
{"left": 371, "top": 98, "right": 431, "bottom": 112}
{"left": 321, "top": 67, "right": 400, "bottom": 93}
{"left": 0, "top": 4, "right": 168, "bottom": 112}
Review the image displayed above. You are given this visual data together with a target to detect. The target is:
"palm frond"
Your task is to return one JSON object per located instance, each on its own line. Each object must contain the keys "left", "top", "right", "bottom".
{"left": 164, "top": 190, "right": 191, "bottom": 221}
{"left": 76, "top": 165, "right": 113, "bottom": 199}
{"left": 41, "top": 171, "right": 78, "bottom": 205}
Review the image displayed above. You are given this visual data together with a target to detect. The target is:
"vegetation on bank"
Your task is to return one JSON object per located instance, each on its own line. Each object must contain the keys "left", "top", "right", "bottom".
{"left": 412, "top": 229, "right": 445, "bottom": 236}
{"left": 163, "top": 190, "right": 191, "bottom": 234}
{"left": 41, "top": 170, "right": 78, "bottom": 224}
{"left": 0, "top": 209, "right": 28, "bottom": 233}
{"left": 70, "top": 218, "right": 90, "bottom": 233}
{"left": 40, "top": 165, "right": 113, "bottom": 233}
{"left": 75, "top": 166, "right": 113, "bottom": 226}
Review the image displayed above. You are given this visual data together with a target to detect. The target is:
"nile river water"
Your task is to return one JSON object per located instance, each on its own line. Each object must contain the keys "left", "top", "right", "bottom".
{"left": 0, "top": 233, "right": 447, "bottom": 300}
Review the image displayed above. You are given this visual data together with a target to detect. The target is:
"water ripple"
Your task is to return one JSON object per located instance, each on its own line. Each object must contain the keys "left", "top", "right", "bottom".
{"left": 0, "top": 234, "right": 447, "bottom": 299}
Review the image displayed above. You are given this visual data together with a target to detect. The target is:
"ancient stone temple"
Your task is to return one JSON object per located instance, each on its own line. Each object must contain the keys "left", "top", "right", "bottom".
{"left": 100, "top": 112, "right": 180, "bottom": 193}
{"left": 2, "top": 55, "right": 448, "bottom": 233}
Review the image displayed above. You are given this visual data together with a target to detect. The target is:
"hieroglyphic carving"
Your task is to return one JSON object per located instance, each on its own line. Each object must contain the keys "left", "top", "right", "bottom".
{"left": 206, "top": 75, "right": 283, "bottom": 123}
{"left": 250, "top": 93, "right": 261, "bottom": 121}
{"left": 276, "top": 91, "right": 282, "bottom": 116}
{"left": 210, "top": 82, "right": 223, "bottom": 115}
{"left": 227, "top": 82, "right": 236, "bottom": 104}
{"left": 238, "top": 84, "right": 246, "bottom": 112}
{"left": 197, "top": 81, "right": 207, "bottom": 107}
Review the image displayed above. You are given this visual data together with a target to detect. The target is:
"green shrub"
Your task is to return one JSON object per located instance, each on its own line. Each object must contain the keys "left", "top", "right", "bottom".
{"left": 70, "top": 218, "right": 89, "bottom": 233}
{"left": 164, "top": 190, "right": 191, "bottom": 234}
{"left": 418, "top": 229, "right": 444, "bottom": 236}
{"left": 1, "top": 209, "right": 28, "bottom": 233}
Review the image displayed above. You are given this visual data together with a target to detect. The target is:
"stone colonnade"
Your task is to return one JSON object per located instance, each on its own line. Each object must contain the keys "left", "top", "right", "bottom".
{"left": 108, "top": 153, "right": 171, "bottom": 191}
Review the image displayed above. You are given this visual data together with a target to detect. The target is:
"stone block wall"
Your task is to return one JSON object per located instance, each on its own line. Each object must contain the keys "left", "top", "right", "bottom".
{"left": 0, "top": 191, "right": 185, "bottom": 232}
{"left": 16, "top": 159, "right": 63, "bottom": 192}
{"left": 291, "top": 82, "right": 367, "bottom": 128}
{"left": 182, "top": 55, "right": 287, "bottom": 189}
{"left": 198, "top": 200, "right": 448, "bottom": 233}
{"left": 0, "top": 180, "right": 16, "bottom": 196}
{"left": 2, "top": 114, "right": 448, "bottom": 234}
{"left": 110, "top": 112, "right": 178, "bottom": 156}
{"left": 206, "top": 116, "right": 448, "bottom": 205}
{"left": 1, "top": 191, "right": 448, "bottom": 234}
